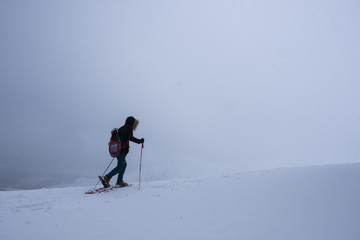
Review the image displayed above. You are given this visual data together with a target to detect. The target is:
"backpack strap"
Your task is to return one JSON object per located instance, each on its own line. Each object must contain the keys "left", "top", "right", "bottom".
{"left": 121, "top": 140, "right": 129, "bottom": 149}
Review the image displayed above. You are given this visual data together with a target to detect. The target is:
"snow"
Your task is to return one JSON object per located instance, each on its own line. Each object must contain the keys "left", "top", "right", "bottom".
{"left": 1, "top": 163, "right": 360, "bottom": 240}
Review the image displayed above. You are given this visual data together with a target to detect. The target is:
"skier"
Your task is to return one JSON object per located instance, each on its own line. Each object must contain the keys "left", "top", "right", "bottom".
{"left": 102, "top": 116, "right": 144, "bottom": 188}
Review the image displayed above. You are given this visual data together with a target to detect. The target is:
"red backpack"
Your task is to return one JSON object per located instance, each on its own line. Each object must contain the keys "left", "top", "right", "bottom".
{"left": 108, "top": 128, "right": 128, "bottom": 157}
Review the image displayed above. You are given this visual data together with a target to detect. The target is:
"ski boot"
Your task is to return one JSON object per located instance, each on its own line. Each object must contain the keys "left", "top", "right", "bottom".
{"left": 98, "top": 175, "right": 111, "bottom": 188}
{"left": 115, "top": 180, "right": 129, "bottom": 188}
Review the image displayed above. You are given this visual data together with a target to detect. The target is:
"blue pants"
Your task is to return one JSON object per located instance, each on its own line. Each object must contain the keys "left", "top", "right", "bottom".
{"left": 107, "top": 154, "right": 127, "bottom": 183}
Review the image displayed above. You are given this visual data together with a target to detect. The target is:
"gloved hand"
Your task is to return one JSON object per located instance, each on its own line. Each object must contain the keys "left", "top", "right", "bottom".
{"left": 140, "top": 138, "right": 145, "bottom": 144}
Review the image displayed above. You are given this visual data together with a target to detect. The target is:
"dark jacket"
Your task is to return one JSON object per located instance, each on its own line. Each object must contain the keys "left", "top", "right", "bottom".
{"left": 118, "top": 117, "right": 142, "bottom": 154}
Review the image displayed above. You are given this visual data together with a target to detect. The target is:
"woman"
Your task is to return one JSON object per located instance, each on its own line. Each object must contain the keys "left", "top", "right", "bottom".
{"left": 102, "top": 116, "right": 144, "bottom": 188}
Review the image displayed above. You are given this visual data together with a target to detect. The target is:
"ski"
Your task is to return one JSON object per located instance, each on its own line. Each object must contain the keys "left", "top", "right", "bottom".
{"left": 115, "top": 183, "right": 132, "bottom": 188}
{"left": 84, "top": 184, "right": 133, "bottom": 194}
{"left": 85, "top": 176, "right": 133, "bottom": 194}
{"left": 85, "top": 186, "right": 115, "bottom": 194}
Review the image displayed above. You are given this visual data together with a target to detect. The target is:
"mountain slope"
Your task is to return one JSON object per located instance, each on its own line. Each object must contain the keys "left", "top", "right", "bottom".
{"left": 1, "top": 163, "right": 360, "bottom": 240}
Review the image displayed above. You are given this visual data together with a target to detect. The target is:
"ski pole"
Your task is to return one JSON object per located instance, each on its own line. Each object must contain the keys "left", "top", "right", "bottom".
{"left": 94, "top": 157, "right": 115, "bottom": 189}
{"left": 139, "top": 143, "right": 144, "bottom": 191}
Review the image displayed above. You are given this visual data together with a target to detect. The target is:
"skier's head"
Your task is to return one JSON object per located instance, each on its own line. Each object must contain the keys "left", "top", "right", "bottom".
{"left": 125, "top": 116, "right": 139, "bottom": 131}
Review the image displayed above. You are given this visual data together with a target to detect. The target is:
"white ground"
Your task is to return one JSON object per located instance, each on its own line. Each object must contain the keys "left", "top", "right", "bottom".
{"left": 1, "top": 163, "right": 360, "bottom": 240}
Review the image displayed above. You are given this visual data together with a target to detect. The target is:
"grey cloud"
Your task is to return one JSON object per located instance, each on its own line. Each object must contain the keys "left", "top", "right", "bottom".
{"left": 1, "top": 0, "right": 359, "bottom": 189}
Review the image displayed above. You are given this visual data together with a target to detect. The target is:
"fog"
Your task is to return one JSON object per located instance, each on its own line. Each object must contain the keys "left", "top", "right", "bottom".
{"left": 1, "top": 0, "right": 359, "bottom": 189}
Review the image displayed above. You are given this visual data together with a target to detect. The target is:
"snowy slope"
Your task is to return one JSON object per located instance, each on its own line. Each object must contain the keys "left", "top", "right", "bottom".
{"left": 1, "top": 163, "right": 360, "bottom": 240}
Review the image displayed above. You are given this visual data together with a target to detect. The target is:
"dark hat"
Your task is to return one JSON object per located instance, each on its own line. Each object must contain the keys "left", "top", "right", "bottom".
{"left": 125, "top": 116, "right": 139, "bottom": 130}
{"left": 125, "top": 116, "right": 135, "bottom": 126}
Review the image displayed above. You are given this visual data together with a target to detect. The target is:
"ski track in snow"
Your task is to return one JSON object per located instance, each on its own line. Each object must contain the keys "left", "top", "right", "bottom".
{"left": 1, "top": 164, "right": 360, "bottom": 240}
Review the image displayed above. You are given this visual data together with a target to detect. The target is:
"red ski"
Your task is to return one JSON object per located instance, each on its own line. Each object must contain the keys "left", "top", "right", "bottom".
{"left": 85, "top": 184, "right": 133, "bottom": 194}
{"left": 85, "top": 186, "right": 115, "bottom": 194}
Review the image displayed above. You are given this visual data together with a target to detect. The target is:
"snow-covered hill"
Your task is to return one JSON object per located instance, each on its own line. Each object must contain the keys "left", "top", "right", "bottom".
{"left": 1, "top": 163, "right": 360, "bottom": 240}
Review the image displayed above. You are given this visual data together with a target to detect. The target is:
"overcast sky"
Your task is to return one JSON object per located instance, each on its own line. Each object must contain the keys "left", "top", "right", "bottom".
{"left": 1, "top": 0, "right": 359, "bottom": 189}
